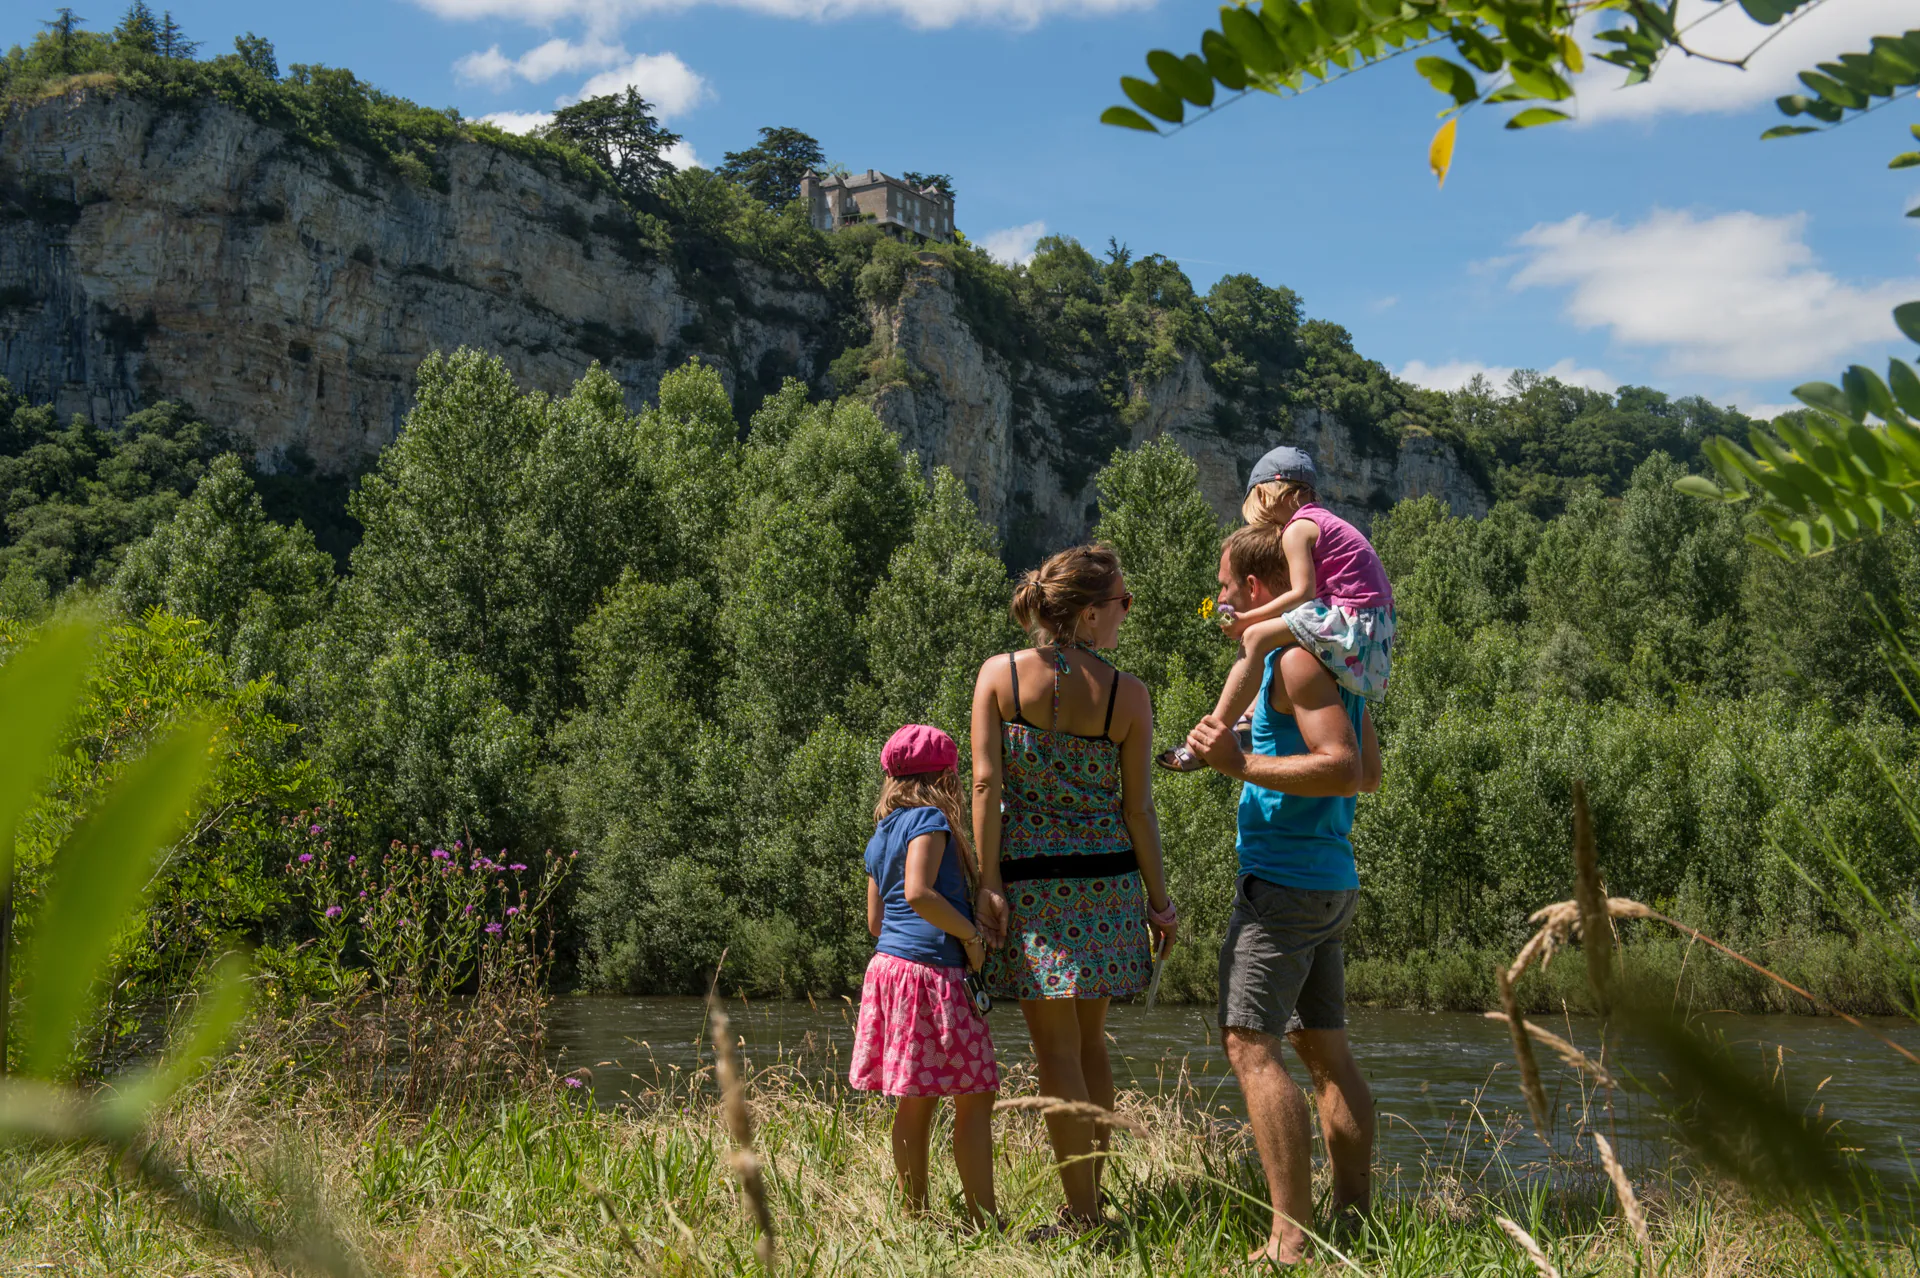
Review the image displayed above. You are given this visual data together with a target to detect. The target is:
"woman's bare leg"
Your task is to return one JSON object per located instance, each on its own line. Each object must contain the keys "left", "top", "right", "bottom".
{"left": 1020, "top": 998, "right": 1101, "bottom": 1221}
{"left": 1073, "top": 998, "right": 1114, "bottom": 1200}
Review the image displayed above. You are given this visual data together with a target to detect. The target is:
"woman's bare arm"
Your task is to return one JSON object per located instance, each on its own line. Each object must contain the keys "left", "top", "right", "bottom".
{"left": 1114, "top": 674, "right": 1175, "bottom": 949}
{"left": 970, "top": 655, "right": 1009, "bottom": 947}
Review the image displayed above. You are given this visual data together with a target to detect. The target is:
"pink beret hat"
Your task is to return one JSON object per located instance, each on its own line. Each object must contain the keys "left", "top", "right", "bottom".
{"left": 881, "top": 724, "right": 958, "bottom": 777}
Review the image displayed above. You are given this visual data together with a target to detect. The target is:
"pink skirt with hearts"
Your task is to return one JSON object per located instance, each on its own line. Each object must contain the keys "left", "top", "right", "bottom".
{"left": 850, "top": 951, "right": 999, "bottom": 1097}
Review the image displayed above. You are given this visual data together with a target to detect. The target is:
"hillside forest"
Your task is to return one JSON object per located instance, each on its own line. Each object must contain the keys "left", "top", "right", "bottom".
{"left": 5, "top": 13, "right": 1916, "bottom": 1048}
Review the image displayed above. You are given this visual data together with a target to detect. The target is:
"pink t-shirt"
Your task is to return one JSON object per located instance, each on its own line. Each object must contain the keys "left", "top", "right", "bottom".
{"left": 1289, "top": 503, "right": 1393, "bottom": 611}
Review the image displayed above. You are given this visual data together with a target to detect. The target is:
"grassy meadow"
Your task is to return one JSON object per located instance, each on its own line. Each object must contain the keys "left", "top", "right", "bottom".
{"left": 2, "top": 1028, "right": 1915, "bottom": 1278}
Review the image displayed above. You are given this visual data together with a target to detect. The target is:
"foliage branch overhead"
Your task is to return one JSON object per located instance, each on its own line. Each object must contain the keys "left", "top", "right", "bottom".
{"left": 1103, "top": 2, "right": 1920, "bottom": 184}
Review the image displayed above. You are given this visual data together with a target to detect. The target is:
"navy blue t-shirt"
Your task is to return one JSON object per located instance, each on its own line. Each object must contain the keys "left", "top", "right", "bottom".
{"left": 865, "top": 806, "right": 973, "bottom": 968}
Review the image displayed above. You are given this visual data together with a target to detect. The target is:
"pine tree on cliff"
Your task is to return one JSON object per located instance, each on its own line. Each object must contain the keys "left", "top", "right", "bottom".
{"left": 156, "top": 10, "right": 197, "bottom": 59}
{"left": 112, "top": 2, "right": 157, "bottom": 56}
{"left": 717, "top": 127, "right": 824, "bottom": 211}
{"left": 543, "top": 89, "right": 681, "bottom": 203}
{"left": 233, "top": 31, "right": 276, "bottom": 79}
{"left": 42, "top": 9, "right": 86, "bottom": 74}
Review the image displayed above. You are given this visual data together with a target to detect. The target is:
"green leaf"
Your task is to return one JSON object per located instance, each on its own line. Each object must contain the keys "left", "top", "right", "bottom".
{"left": 0, "top": 617, "right": 99, "bottom": 885}
{"left": 1416, "top": 55, "right": 1479, "bottom": 106}
{"left": 1200, "top": 30, "right": 1251, "bottom": 91}
{"left": 1870, "top": 36, "right": 1920, "bottom": 83}
{"left": 1738, "top": 0, "right": 1800, "bottom": 21}
{"left": 1891, "top": 152, "right": 1920, "bottom": 169}
{"left": 96, "top": 952, "right": 251, "bottom": 1137}
{"left": 1101, "top": 105, "right": 1159, "bottom": 132}
{"left": 21, "top": 719, "right": 213, "bottom": 1078}
{"left": 1505, "top": 107, "right": 1572, "bottom": 129}
{"left": 1450, "top": 25, "right": 1505, "bottom": 73}
{"left": 1774, "top": 93, "right": 1812, "bottom": 116}
{"left": 1502, "top": 19, "right": 1557, "bottom": 62}
{"left": 1311, "top": 0, "right": 1359, "bottom": 38}
{"left": 1896, "top": 301, "right": 1920, "bottom": 345}
{"left": 1508, "top": 59, "right": 1574, "bottom": 100}
{"left": 1121, "top": 75, "right": 1185, "bottom": 123}
{"left": 1798, "top": 71, "right": 1865, "bottom": 109}
{"left": 1148, "top": 49, "right": 1216, "bottom": 106}
{"left": 1889, "top": 360, "right": 1920, "bottom": 417}
{"left": 1793, "top": 380, "right": 1855, "bottom": 422}
{"left": 1846, "top": 364, "right": 1899, "bottom": 422}
{"left": 1675, "top": 474, "right": 1743, "bottom": 501}
{"left": 1220, "top": 5, "right": 1286, "bottom": 75}
{"left": 1760, "top": 125, "right": 1819, "bottom": 139}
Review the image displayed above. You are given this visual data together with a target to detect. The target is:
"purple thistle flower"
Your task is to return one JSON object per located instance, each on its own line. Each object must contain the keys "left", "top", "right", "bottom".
{"left": 564, "top": 1077, "right": 583, "bottom": 1088}
{"left": 485, "top": 923, "right": 503, "bottom": 935}
{"left": 359, "top": 890, "right": 368, "bottom": 899}
{"left": 298, "top": 853, "right": 314, "bottom": 864}
{"left": 509, "top": 863, "right": 527, "bottom": 872}
{"left": 431, "top": 848, "right": 451, "bottom": 861}
{"left": 453, "top": 840, "right": 464, "bottom": 851}
{"left": 464, "top": 904, "right": 474, "bottom": 914}
{"left": 309, "top": 824, "right": 322, "bottom": 836}
{"left": 507, "top": 906, "right": 519, "bottom": 916}
{"left": 347, "top": 855, "right": 356, "bottom": 865}
{"left": 324, "top": 906, "right": 342, "bottom": 919}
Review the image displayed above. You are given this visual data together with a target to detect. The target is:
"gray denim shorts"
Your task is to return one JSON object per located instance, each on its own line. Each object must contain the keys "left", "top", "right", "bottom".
{"left": 1217, "top": 875, "right": 1358, "bottom": 1037}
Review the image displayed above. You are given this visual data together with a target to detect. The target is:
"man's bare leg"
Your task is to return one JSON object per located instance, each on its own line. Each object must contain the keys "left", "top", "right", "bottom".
{"left": 1224, "top": 1026, "right": 1314, "bottom": 1265}
{"left": 1289, "top": 1028, "right": 1374, "bottom": 1222}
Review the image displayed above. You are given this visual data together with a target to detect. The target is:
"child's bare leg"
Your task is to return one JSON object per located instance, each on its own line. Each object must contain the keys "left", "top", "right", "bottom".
{"left": 1214, "top": 618, "right": 1298, "bottom": 725}
{"left": 892, "top": 1095, "right": 938, "bottom": 1212}
{"left": 951, "top": 1091, "right": 998, "bottom": 1226}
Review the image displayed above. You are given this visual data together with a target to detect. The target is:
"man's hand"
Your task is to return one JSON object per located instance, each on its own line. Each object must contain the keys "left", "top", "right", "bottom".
{"left": 1186, "top": 714, "right": 1247, "bottom": 779}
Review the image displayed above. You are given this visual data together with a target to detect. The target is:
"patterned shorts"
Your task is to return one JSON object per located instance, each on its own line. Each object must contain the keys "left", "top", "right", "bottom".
{"left": 1284, "top": 600, "right": 1395, "bottom": 700}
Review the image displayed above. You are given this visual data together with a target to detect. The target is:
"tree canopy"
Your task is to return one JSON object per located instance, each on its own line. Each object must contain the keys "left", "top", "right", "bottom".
{"left": 717, "top": 126, "right": 826, "bottom": 209}
{"left": 542, "top": 89, "right": 682, "bottom": 202}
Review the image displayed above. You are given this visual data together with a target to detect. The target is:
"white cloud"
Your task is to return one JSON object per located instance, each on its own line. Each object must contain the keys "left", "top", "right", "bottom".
{"left": 1735, "top": 400, "right": 1801, "bottom": 422}
{"left": 1370, "top": 295, "right": 1399, "bottom": 313}
{"left": 572, "top": 52, "right": 710, "bottom": 117}
{"left": 664, "top": 138, "right": 702, "bottom": 170}
{"left": 1576, "top": 0, "right": 1916, "bottom": 121}
{"left": 1400, "top": 358, "right": 1618, "bottom": 394}
{"left": 416, "top": 0, "right": 1151, "bottom": 32}
{"left": 458, "top": 40, "right": 627, "bottom": 88}
{"left": 980, "top": 220, "right": 1048, "bottom": 267}
{"left": 1509, "top": 208, "right": 1919, "bottom": 381}
{"left": 476, "top": 109, "right": 555, "bottom": 134}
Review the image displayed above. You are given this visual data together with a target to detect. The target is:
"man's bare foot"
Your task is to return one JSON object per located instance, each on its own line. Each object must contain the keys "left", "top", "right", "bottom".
{"left": 1247, "top": 1238, "right": 1307, "bottom": 1267}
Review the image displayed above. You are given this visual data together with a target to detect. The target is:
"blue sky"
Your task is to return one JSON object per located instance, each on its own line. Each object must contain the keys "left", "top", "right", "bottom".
{"left": 36, "top": 0, "right": 1920, "bottom": 415}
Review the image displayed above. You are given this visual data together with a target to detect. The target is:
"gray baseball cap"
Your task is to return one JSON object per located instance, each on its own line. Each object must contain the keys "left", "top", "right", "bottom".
{"left": 1246, "top": 445, "right": 1317, "bottom": 493}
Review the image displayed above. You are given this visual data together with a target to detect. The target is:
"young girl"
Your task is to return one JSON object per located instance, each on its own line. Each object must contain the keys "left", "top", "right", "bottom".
{"left": 851, "top": 723, "right": 999, "bottom": 1225}
{"left": 1161, "top": 445, "right": 1396, "bottom": 772}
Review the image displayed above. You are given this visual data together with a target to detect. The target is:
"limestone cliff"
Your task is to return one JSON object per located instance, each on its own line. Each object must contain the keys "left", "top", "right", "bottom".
{"left": 0, "top": 90, "right": 1486, "bottom": 551}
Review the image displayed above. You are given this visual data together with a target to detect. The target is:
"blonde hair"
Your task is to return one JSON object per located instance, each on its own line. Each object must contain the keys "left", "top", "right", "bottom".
{"left": 1010, "top": 543, "right": 1122, "bottom": 646}
{"left": 1241, "top": 479, "right": 1316, "bottom": 527}
{"left": 874, "top": 768, "right": 977, "bottom": 886}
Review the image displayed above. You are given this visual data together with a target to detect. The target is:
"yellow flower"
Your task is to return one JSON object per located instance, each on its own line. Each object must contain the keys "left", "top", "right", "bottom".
{"left": 1197, "top": 597, "right": 1216, "bottom": 620}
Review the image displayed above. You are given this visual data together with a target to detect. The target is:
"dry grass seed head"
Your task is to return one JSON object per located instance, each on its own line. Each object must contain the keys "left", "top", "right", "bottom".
{"left": 1497, "top": 1214, "right": 1565, "bottom": 1278}
{"left": 1592, "top": 1132, "right": 1653, "bottom": 1264}
{"left": 1496, "top": 969, "right": 1552, "bottom": 1140}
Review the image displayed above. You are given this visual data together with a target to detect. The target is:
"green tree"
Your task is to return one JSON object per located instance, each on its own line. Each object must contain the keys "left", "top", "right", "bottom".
{"left": 900, "top": 171, "right": 956, "bottom": 202}
{"left": 42, "top": 8, "right": 85, "bottom": 74}
{"left": 718, "top": 126, "right": 825, "bottom": 209}
{"left": 232, "top": 30, "right": 276, "bottom": 79}
{"left": 154, "top": 9, "right": 194, "bottom": 59}
{"left": 110, "top": 454, "right": 334, "bottom": 682}
{"left": 543, "top": 89, "right": 681, "bottom": 202}
{"left": 111, "top": 2, "right": 154, "bottom": 55}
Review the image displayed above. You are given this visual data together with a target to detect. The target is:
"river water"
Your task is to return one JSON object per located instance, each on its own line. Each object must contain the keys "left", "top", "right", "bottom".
{"left": 547, "top": 997, "right": 1920, "bottom": 1176}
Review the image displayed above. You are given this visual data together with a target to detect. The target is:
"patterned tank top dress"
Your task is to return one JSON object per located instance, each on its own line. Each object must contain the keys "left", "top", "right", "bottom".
{"left": 982, "top": 649, "right": 1154, "bottom": 1001}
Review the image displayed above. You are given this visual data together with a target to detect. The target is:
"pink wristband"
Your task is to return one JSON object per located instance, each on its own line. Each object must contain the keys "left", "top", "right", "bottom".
{"left": 1147, "top": 900, "right": 1177, "bottom": 928}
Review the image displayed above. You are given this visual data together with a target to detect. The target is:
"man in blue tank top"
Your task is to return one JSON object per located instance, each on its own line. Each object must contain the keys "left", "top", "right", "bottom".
{"left": 1185, "top": 520, "right": 1381, "bottom": 1267}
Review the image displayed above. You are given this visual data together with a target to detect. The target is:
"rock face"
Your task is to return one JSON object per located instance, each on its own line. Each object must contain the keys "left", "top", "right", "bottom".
{"left": 0, "top": 91, "right": 1486, "bottom": 552}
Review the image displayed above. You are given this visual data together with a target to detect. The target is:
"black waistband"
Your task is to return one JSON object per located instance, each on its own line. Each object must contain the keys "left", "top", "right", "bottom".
{"left": 999, "top": 851, "right": 1139, "bottom": 883}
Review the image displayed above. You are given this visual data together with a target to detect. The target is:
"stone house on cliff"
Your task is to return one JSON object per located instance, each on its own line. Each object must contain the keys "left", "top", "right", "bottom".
{"left": 799, "top": 169, "right": 954, "bottom": 241}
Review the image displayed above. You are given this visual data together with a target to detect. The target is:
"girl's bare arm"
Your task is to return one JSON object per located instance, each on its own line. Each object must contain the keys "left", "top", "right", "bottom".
{"left": 867, "top": 876, "right": 883, "bottom": 937}
{"left": 904, "top": 832, "right": 986, "bottom": 970}
{"left": 1225, "top": 521, "right": 1321, "bottom": 631}
{"left": 970, "top": 656, "right": 1009, "bottom": 946}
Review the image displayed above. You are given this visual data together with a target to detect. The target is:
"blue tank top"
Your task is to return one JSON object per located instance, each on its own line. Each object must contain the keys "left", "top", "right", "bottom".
{"left": 1235, "top": 649, "right": 1364, "bottom": 891}
{"left": 865, "top": 806, "right": 972, "bottom": 968}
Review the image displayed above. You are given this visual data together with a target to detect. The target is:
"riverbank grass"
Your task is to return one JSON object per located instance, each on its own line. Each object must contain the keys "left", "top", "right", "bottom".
{"left": 3, "top": 1051, "right": 1912, "bottom": 1276}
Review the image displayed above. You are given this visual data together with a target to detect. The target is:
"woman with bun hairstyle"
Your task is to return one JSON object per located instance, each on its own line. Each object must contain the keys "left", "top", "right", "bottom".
{"left": 969, "top": 543, "right": 1177, "bottom": 1236}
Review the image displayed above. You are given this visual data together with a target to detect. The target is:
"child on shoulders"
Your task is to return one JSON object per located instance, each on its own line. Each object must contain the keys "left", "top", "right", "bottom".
{"left": 1161, "top": 445, "right": 1396, "bottom": 772}
{"left": 851, "top": 724, "right": 999, "bottom": 1226}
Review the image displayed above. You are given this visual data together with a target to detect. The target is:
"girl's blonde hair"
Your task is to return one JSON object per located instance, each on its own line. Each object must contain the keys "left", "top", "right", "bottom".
{"left": 1241, "top": 478, "right": 1317, "bottom": 527}
{"left": 1010, "top": 542, "right": 1122, "bottom": 646}
{"left": 874, "top": 768, "right": 977, "bottom": 886}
